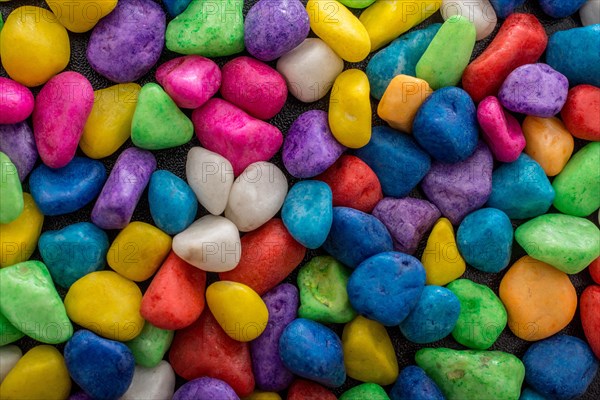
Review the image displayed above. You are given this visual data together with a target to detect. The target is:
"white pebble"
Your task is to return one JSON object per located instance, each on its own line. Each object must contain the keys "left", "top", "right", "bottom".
{"left": 441, "top": 0, "right": 497, "bottom": 40}
{"left": 120, "top": 361, "right": 176, "bottom": 400}
{"left": 186, "top": 147, "right": 234, "bottom": 215}
{"left": 580, "top": 0, "right": 600, "bottom": 26}
{"left": 0, "top": 345, "right": 22, "bottom": 383}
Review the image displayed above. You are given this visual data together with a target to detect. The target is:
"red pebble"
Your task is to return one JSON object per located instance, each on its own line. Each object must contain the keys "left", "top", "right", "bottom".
{"left": 590, "top": 258, "right": 600, "bottom": 285}
{"left": 287, "top": 379, "right": 337, "bottom": 400}
{"left": 561, "top": 85, "right": 600, "bottom": 141}
{"left": 317, "top": 155, "right": 383, "bottom": 213}
{"left": 462, "top": 13, "right": 548, "bottom": 103}
{"left": 580, "top": 285, "right": 600, "bottom": 359}
{"left": 169, "top": 309, "right": 255, "bottom": 396}
{"left": 219, "top": 219, "right": 306, "bottom": 295}
{"left": 140, "top": 251, "right": 206, "bottom": 330}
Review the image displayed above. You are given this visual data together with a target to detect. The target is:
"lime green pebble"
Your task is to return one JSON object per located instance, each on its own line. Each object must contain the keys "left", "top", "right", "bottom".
{"left": 339, "top": 383, "right": 390, "bottom": 400}
{"left": 0, "top": 152, "right": 24, "bottom": 224}
{"left": 125, "top": 321, "right": 174, "bottom": 368}
{"left": 0, "top": 312, "right": 24, "bottom": 346}
{"left": 338, "top": 0, "right": 377, "bottom": 8}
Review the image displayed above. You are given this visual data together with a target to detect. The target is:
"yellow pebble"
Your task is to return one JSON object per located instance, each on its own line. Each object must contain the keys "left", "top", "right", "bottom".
{"left": 421, "top": 218, "right": 466, "bottom": 286}
{"left": 0, "top": 6, "right": 70, "bottom": 87}
{"left": 243, "top": 392, "right": 282, "bottom": 400}
{"left": 360, "top": 0, "right": 441, "bottom": 51}
{"left": 80, "top": 83, "right": 141, "bottom": 159}
{"left": 342, "top": 315, "right": 399, "bottom": 385}
{"left": 107, "top": 221, "right": 172, "bottom": 282}
{"left": 0, "top": 193, "right": 44, "bottom": 268}
{"left": 378, "top": 75, "right": 433, "bottom": 133}
{"left": 0, "top": 345, "right": 71, "bottom": 400}
{"left": 522, "top": 116, "right": 575, "bottom": 177}
{"left": 306, "top": 0, "right": 371, "bottom": 62}
{"left": 206, "top": 281, "right": 269, "bottom": 342}
{"left": 46, "top": 0, "right": 118, "bottom": 33}
{"left": 329, "top": 69, "right": 372, "bottom": 148}
{"left": 64, "top": 271, "right": 144, "bottom": 341}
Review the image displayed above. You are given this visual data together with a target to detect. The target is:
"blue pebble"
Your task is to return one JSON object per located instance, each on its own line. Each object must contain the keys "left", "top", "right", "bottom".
{"left": 38, "top": 222, "right": 109, "bottom": 288}
{"left": 29, "top": 157, "right": 106, "bottom": 216}
{"left": 366, "top": 24, "right": 441, "bottom": 99}
{"left": 281, "top": 180, "right": 333, "bottom": 249}
{"left": 162, "top": 0, "right": 192, "bottom": 16}
{"left": 539, "top": 0, "right": 587, "bottom": 18}
{"left": 399, "top": 285, "right": 461, "bottom": 344}
{"left": 354, "top": 126, "right": 431, "bottom": 198}
{"left": 523, "top": 334, "right": 599, "bottom": 400}
{"left": 278, "top": 318, "right": 346, "bottom": 388}
{"left": 390, "top": 366, "right": 445, "bottom": 400}
{"left": 148, "top": 170, "right": 198, "bottom": 235}
{"left": 322, "top": 207, "right": 393, "bottom": 268}
{"left": 65, "top": 330, "right": 135, "bottom": 400}
{"left": 546, "top": 25, "right": 600, "bottom": 87}
{"left": 486, "top": 154, "right": 555, "bottom": 219}
{"left": 457, "top": 208, "right": 513, "bottom": 273}
{"left": 347, "top": 252, "right": 426, "bottom": 326}
{"left": 413, "top": 87, "right": 479, "bottom": 164}
{"left": 489, "top": 0, "right": 526, "bottom": 18}
{"left": 520, "top": 388, "right": 548, "bottom": 400}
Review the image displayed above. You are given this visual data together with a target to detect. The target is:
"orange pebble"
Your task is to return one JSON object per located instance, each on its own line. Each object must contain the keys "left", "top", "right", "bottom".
{"left": 522, "top": 116, "right": 574, "bottom": 176}
{"left": 377, "top": 75, "right": 432, "bottom": 133}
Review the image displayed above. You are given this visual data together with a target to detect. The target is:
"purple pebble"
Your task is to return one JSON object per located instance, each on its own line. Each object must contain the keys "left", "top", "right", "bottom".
{"left": 87, "top": 0, "right": 166, "bottom": 83}
{"left": 498, "top": 63, "right": 569, "bottom": 117}
{"left": 91, "top": 148, "right": 156, "bottom": 230}
{"left": 68, "top": 393, "right": 93, "bottom": 400}
{"left": 172, "top": 377, "right": 239, "bottom": 400}
{"left": 421, "top": 141, "right": 493, "bottom": 226}
{"left": 373, "top": 198, "right": 441, "bottom": 255}
{"left": 250, "top": 283, "right": 299, "bottom": 392}
{"left": 283, "top": 110, "right": 346, "bottom": 178}
{"left": 0, "top": 122, "right": 37, "bottom": 182}
{"left": 245, "top": 0, "right": 310, "bottom": 61}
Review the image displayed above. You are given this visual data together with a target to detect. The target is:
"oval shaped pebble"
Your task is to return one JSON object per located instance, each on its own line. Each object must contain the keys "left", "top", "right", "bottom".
{"left": 0, "top": 152, "right": 23, "bottom": 224}
{"left": 581, "top": 286, "right": 600, "bottom": 358}
{"left": 0, "top": 193, "right": 43, "bottom": 268}
{"left": 0, "top": 78, "right": 34, "bottom": 124}
{"left": 0, "top": 122, "right": 37, "bottom": 182}
{"left": 441, "top": 0, "right": 497, "bottom": 40}
{"left": 477, "top": 96, "right": 526, "bottom": 162}
{"left": 338, "top": 0, "right": 376, "bottom": 7}
{"left": 0, "top": 345, "right": 22, "bottom": 383}
{"left": 121, "top": 361, "right": 176, "bottom": 400}
{"left": 47, "top": 0, "right": 117, "bottom": 33}
{"left": 421, "top": 218, "right": 466, "bottom": 286}
{"left": 87, "top": 0, "right": 165, "bottom": 82}
{"left": 390, "top": 366, "right": 444, "bottom": 400}
{"left": 341, "top": 383, "right": 389, "bottom": 400}
{"left": 186, "top": 147, "right": 234, "bottom": 215}
{"left": 288, "top": 380, "right": 336, "bottom": 400}
{"left": 489, "top": 0, "right": 526, "bottom": 17}
{"left": 522, "top": 116, "right": 574, "bottom": 176}
{"left": 125, "top": 322, "right": 173, "bottom": 368}
{"left": 149, "top": 170, "right": 197, "bottom": 235}
{"left": 561, "top": 84, "right": 600, "bottom": 141}
{"left": 173, "top": 377, "right": 239, "bottom": 400}
{"left": 539, "top": 0, "right": 587, "bottom": 18}
{"left": 378, "top": 75, "right": 433, "bottom": 133}
{"left": 580, "top": 0, "right": 600, "bottom": 25}
{"left": 162, "top": 0, "right": 193, "bottom": 16}
{"left": 590, "top": 258, "right": 600, "bottom": 284}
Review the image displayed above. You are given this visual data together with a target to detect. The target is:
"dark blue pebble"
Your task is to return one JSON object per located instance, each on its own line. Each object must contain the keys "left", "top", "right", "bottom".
{"left": 489, "top": 0, "right": 526, "bottom": 18}
{"left": 539, "top": 0, "right": 587, "bottom": 18}
{"left": 148, "top": 170, "right": 198, "bottom": 235}
{"left": 390, "top": 366, "right": 445, "bottom": 400}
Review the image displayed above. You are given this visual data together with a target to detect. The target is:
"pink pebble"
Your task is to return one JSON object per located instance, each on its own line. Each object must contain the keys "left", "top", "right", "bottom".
{"left": 477, "top": 96, "right": 525, "bottom": 162}
{"left": 0, "top": 77, "right": 35, "bottom": 124}
{"left": 192, "top": 98, "right": 283, "bottom": 176}
{"left": 220, "top": 56, "right": 287, "bottom": 120}
{"left": 33, "top": 72, "right": 94, "bottom": 169}
{"left": 156, "top": 55, "right": 221, "bottom": 109}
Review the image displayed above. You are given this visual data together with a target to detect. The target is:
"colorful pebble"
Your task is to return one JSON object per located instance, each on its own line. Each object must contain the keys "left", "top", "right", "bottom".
{"left": 0, "top": 345, "right": 22, "bottom": 383}
{"left": 421, "top": 218, "right": 466, "bottom": 286}
{"left": 121, "top": 361, "right": 176, "bottom": 400}
{"left": 148, "top": 170, "right": 198, "bottom": 235}
{"left": 341, "top": 383, "right": 390, "bottom": 400}
{"left": 522, "top": 116, "right": 575, "bottom": 176}
{"left": 287, "top": 379, "right": 336, "bottom": 400}
{"left": 561, "top": 84, "right": 600, "bottom": 141}
{"left": 441, "top": 0, "right": 497, "bottom": 40}
{"left": 390, "top": 366, "right": 444, "bottom": 400}
{"left": 173, "top": 377, "right": 239, "bottom": 400}
{"left": 489, "top": 0, "right": 526, "bottom": 18}
{"left": 0, "top": 122, "right": 37, "bottom": 182}
{"left": 477, "top": 96, "right": 526, "bottom": 162}
{"left": 539, "top": 0, "right": 588, "bottom": 18}
{"left": 0, "top": 314, "right": 24, "bottom": 347}
{"left": 125, "top": 322, "right": 174, "bottom": 368}
{"left": 378, "top": 75, "right": 433, "bottom": 133}
{"left": 581, "top": 285, "right": 600, "bottom": 358}
{"left": 0, "top": 77, "right": 34, "bottom": 124}
{"left": 47, "top": 0, "right": 117, "bottom": 33}
{"left": 0, "top": 152, "right": 23, "bottom": 224}
{"left": 580, "top": 0, "right": 600, "bottom": 25}
{"left": 0, "top": 193, "right": 43, "bottom": 268}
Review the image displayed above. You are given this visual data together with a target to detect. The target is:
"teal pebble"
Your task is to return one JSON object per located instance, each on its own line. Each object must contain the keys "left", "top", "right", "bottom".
{"left": 148, "top": 170, "right": 198, "bottom": 235}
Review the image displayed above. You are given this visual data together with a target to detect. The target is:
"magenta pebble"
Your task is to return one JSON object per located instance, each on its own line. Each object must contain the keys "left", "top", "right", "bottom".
{"left": 477, "top": 96, "right": 526, "bottom": 162}
{"left": 0, "top": 77, "right": 35, "bottom": 124}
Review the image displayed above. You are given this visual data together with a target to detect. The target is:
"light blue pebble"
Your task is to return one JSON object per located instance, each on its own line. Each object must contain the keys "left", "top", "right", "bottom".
{"left": 148, "top": 170, "right": 198, "bottom": 235}
{"left": 520, "top": 388, "right": 548, "bottom": 400}
{"left": 489, "top": 0, "right": 526, "bottom": 18}
{"left": 390, "top": 366, "right": 445, "bottom": 400}
{"left": 539, "top": 0, "right": 587, "bottom": 18}
{"left": 162, "top": 0, "right": 193, "bottom": 16}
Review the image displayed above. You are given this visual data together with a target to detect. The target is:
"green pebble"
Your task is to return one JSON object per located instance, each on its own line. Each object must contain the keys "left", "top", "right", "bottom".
{"left": 338, "top": 0, "right": 377, "bottom": 8}
{"left": 515, "top": 213, "right": 600, "bottom": 274}
{"left": 165, "top": 0, "right": 244, "bottom": 57}
{"left": 0, "top": 152, "right": 24, "bottom": 224}
{"left": 131, "top": 83, "right": 194, "bottom": 150}
{"left": 0, "top": 261, "right": 73, "bottom": 344}
{"left": 339, "top": 383, "right": 390, "bottom": 400}
{"left": 125, "top": 321, "right": 174, "bottom": 368}
{"left": 416, "top": 348, "right": 525, "bottom": 400}
{"left": 0, "top": 312, "right": 24, "bottom": 346}
{"left": 447, "top": 279, "right": 507, "bottom": 350}
{"left": 552, "top": 142, "right": 600, "bottom": 217}
{"left": 297, "top": 256, "right": 357, "bottom": 324}
{"left": 416, "top": 15, "right": 476, "bottom": 89}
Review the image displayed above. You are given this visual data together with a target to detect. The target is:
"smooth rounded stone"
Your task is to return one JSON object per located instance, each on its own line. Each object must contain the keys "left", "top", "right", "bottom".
{"left": 156, "top": 55, "right": 221, "bottom": 109}
{"left": 553, "top": 142, "right": 600, "bottom": 217}
{"left": 279, "top": 318, "right": 346, "bottom": 388}
{"left": 520, "top": 388, "right": 548, "bottom": 400}
{"left": 580, "top": 0, "right": 600, "bottom": 25}
{"left": 0, "top": 123, "right": 37, "bottom": 182}
{"left": 282, "top": 181, "right": 333, "bottom": 249}
{"left": 421, "top": 218, "right": 466, "bottom": 286}
{"left": 193, "top": 99, "right": 283, "bottom": 176}
{"left": 487, "top": 154, "right": 555, "bottom": 219}
{"left": 149, "top": 170, "right": 198, "bottom": 235}
{"left": 421, "top": 141, "right": 493, "bottom": 225}
{"left": 0, "top": 152, "right": 23, "bottom": 224}
{"left": 523, "top": 116, "right": 575, "bottom": 177}
{"left": 515, "top": 213, "right": 600, "bottom": 274}
{"left": 457, "top": 208, "right": 513, "bottom": 273}
{"left": 65, "top": 330, "right": 135, "bottom": 400}
{"left": 91, "top": 148, "right": 156, "bottom": 230}
{"left": 0, "top": 77, "right": 34, "bottom": 124}
{"left": 367, "top": 24, "right": 440, "bottom": 100}
{"left": 337, "top": 0, "right": 377, "bottom": 7}
{"left": 547, "top": 25, "right": 600, "bottom": 87}
{"left": 416, "top": 348, "right": 525, "bottom": 400}
{"left": 373, "top": 198, "right": 440, "bottom": 255}
{"left": 276, "top": 38, "right": 344, "bottom": 103}
{"left": 0, "top": 345, "right": 22, "bottom": 383}
{"left": 441, "top": 0, "right": 497, "bottom": 40}
{"left": 581, "top": 286, "right": 600, "bottom": 358}
{"left": 322, "top": 207, "right": 394, "bottom": 268}
{"left": 121, "top": 361, "right": 176, "bottom": 400}
{"left": 221, "top": 56, "right": 287, "bottom": 120}
{"left": 33, "top": 72, "right": 94, "bottom": 169}
{"left": 186, "top": 147, "right": 234, "bottom": 215}
{"left": 163, "top": 0, "right": 193, "bottom": 16}
{"left": 87, "top": 0, "right": 165, "bottom": 82}
{"left": 477, "top": 96, "right": 526, "bottom": 163}
{"left": 539, "top": 0, "right": 587, "bottom": 18}
{"left": 65, "top": 271, "right": 144, "bottom": 341}
{"left": 38, "top": 222, "right": 109, "bottom": 289}
{"left": 489, "top": 0, "right": 526, "bottom": 17}
{"left": 0, "top": 6, "right": 70, "bottom": 87}
{"left": 340, "top": 383, "right": 390, "bottom": 400}
{"left": 47, "top": 0, "right": 117, "bottom": 33}
{"left": 29, "top": 157, "right": 107, "bottom": 216}
{"left": 225, "top": 162, "right": 288, "bottom": 232}
{"left": 561, "top": 84, "right": 600, "bottom": 141}
{"left": 0, "top": 313, "right": 23, "bottom": 347}
{"left": 173, "top": 377, "right": 239, "bottom": 400}
{"left": 523, "top": 335, "right": 599, "bottom": 400}
{"left": 250, "top": 284, "right": 298, "bottom": 392}
{"left": 0, "top": 193, "right": 44, "bottom": 268}
{"left": 166, "top": 0, "right": 244, "bottom": 57}
{"left": 0, "top": 261, "right": 73, "bottom": 344}
{"left": 378, "top": 75, "right": 432, "bottom": 133}
{"left": 390, "top": 366, "right": 445, "bottom": 400}
{"left": 287, "top": 380, "right": 336, "bottom": 400}
{"left": 590, "top": 258, "right": 600, "bottom": 284}
{"left": 413, "top": 87, "right": 479, "bottom": 163}
{"left": 125, "top": 322, "right": 173, "bottom": 368}
{"left": 297, "top": 256, "right": 355, "bottom": 323}
{"left": 172, "top": 215, "right": 241, "bottom": 272}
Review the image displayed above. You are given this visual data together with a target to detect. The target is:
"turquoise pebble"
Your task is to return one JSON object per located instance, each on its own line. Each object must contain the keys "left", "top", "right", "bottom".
{"left": 520, "top": 388, "right": 547, "bottom": 400}
{"left": 148, "top": 170, "right": 198, "bottom": 235}
{"left": 162, "top": 0, "right": 192, "bottom": 16}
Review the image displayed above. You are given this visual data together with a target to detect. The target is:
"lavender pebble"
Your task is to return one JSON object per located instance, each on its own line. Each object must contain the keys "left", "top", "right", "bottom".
{"left": 0, "top": 122, "right": 37, "bottom": 182}
{"left": 172, "top": 377, "right": 239, "bottom": 400}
